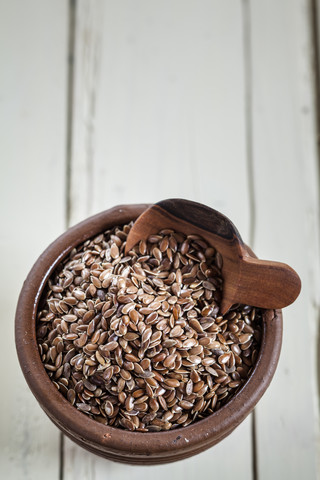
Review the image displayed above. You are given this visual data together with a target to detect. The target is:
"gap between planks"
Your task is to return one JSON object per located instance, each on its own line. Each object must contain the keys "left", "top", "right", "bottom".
{"left": 241, "top": 1, "right": 258, "bottom": 479}
{"left": 310, "top": 0, "right": 320, "bottom": 468}
{"left": 61, "top": 1, "right": 77, "bottom": 479}
{"left": 65, "top": 0, "right": 77, "bottom": 230}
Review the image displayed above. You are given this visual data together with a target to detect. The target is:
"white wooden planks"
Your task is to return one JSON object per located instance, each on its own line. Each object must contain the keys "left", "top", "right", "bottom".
{"left": 0, "top": 1, "right": 68, "bottom": 479}
{"left": 64, "top": 417, "right": 252, "bottom": 479}
{"left": 89, "top": 0, "right": 250, "bottom": 235}
{"left": 250, "top": 0, "right": 320, "bottom": 478}
{"left": 65, "top": 1, "right": 254, "bottom": 478}
{"left": 69, "top": 0, "right": 104, "bottom": 226}
{"left": 69, "top": 0, "right": 251, "bottom": 238}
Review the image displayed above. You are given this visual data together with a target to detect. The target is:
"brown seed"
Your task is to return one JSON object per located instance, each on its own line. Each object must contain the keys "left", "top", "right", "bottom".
{"left": 179, "top": 400, "right": 194, "bottom": 410}
{"left": 73, "top": 289, "right": 86, "bottom": 301}
{"left": 120, "top": 418, "right": 135, "bottom": 431}
{"left": 239, "top": 333, "right": 253, "bottom": 344}
{"left": 105, "top": 401, "right": 114, "bottom": 417}
{"left": 77, "top": 403, "right": 91, "bottom": 413}
{"left": 104, "top": 307, "right": 117, "bottom": 318}
{"left": 87, "top": 319, "right": 95, "bottom": 336}
{"left": 185, "top": 379, "right": 193, "bottom": 395}
{"left": 189, "top": 318, "right": 203, "bottom": 333}
{"left": 64, "top": 333, "right": 78, "bottom": 341}
{"left": 193, "top": 380, "right": 205, "bottom": 392}
{"left": 125, "top": 396, "right": 134, "bottom": 411}
{"left": 104, "top": 341, "right": 118, "bottom": 351}
{"left": 74, "top": 332, "right": 88, "bottom": 348}
{"left": 191, "top": 370, "right": 201, "bottom": 383}
{"left": 110, "top": 243, "right": 119, "bottom": 259}
{"left": 153, "top": 247, "right": 162, "bottom": 261}
{"left": 229, "top": 380, "right": 241, "bottom": 388}
{"left": 67, "top": 389, "right": 76, "bottom": 405}
{"left": 139, "top": 240, "right": 147, "bottom": 255}
{"left": 83, "top": 310, "right": 95, "bottom": 324}
{"left": 215, "top": 252, "right": 223, "bottom": 269}
{"left": 62, "top": 314, "right": 77, "bottom": 323}
{"left": 218, "top": 353, "right": 231, "bottom": 365}
{"left": 202, "top": 357, "right": 215, "bottom": 366}
{"left": 170, "top": 326, "right": 183, "bottom": 338}
{"left": 203, "top": 281, "right": 216, "bottom": 291}
{"left": 194, "top": 397, "right": 205, "bottom": 412}
{"left": 149, "top": 398, "right": 159, "bottom": 411}
{"left": 158, "top": 396, "right": 168, "bottom": 411}
{"left": 187, "top": 355, "right": 202, "bottom": 365}
{"left": 164, "top": 378, "right": 180, "bottom": 388}
{"left": 159, "top": 237, "right": 169, "bottom": 252}
{"left": 140, "top": 358, "right": 151, "bottom": 370}
{"left": 120, "top": 369, "right": 131, "bottom": 381}
{"left": 142, "top": 327, "right": 152, "bottom": 343}
{"left": 124, "top": 332, "right": 139, "bottom": 341}
{"left": 182, "top": 338, "right": 197, "bottom": 349}
{"left": 163, "top": 354, "right": 176, "bottom": 369}
{"left": 128, "top": 309, "right": 140, "bottom": 323}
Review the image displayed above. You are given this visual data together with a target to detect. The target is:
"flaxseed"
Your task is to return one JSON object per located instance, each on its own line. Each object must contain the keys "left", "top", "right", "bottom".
{"left": 36, "top": 223, "right": 262, "bottom": 432}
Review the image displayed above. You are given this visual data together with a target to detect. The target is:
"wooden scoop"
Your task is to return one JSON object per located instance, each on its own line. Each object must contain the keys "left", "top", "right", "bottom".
{"left": 125, "top": 198, "right": 301, "bottom": 315}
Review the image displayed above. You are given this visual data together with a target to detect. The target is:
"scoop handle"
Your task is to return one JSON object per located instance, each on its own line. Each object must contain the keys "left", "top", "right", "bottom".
{"left": 233, "top": 255, "right": 301, "bottom": 310}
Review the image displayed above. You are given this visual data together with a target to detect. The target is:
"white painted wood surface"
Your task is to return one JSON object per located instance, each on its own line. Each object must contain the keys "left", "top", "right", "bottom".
{"left": 1, "top": 0, "right": 319, "bottom": 479}
{"left": 0, "top": 1, "right": 68, "bottom": 479}
{"left": 250, "top": 0, "right": 320, "bottom": 477}
{"left": 69, "top": 0, "right": 251, "bottom": 239}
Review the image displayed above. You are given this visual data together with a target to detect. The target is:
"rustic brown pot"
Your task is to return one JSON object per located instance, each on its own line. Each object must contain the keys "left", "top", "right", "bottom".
{"left": 15, "top": 204, "right": 282, "bottom": 465}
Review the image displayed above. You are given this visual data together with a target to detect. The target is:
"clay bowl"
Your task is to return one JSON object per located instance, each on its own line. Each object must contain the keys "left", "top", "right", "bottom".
{"left": 15, "top": 203, "right": 282, "bottom": 465}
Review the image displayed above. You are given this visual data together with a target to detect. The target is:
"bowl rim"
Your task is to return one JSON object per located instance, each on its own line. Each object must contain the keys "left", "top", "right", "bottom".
{"left": 15, "top": 204, "right": 283, "bottom": 458}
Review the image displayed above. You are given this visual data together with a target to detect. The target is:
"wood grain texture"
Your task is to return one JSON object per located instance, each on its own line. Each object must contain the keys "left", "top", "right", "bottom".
{"left": 0, "top": 1, "right": 68, "bottom": 479}
{"left": 250, "top": 0, "right": 320, "bottom": 478}
{"left": 64, "top": 417, "right": 252, "bottom": 479}
{"left": 69, "top": 0, "right": 103, "bottom": 226}
{"left": 65, "top": 0, "right": 254, "bottom": 478}
{"left": 70, "top": 0, "right": 251, "bottom": 239}
{"left": 125, "top": 199, "right": 301, "bottom": 313}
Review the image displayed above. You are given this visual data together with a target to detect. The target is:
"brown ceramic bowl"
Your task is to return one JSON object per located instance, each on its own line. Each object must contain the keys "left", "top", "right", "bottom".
{"left": 15, "top": 204, "right": 282, "bottom": 465}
